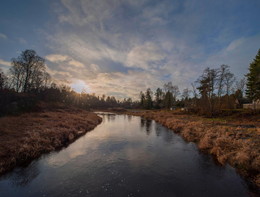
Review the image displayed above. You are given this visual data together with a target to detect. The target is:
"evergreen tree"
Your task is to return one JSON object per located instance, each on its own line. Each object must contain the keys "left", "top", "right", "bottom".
{"left": 145, "top": 88, "right": 153, "bottom": 109}
{"left": 164, "top": 91, "right": 174, "bottom": 109}
{"left": 154, "top": 88, "right": 164, "bottom": 108}
{"left": 140, "top": 91, "right": 145, "bottom": 108}
{"left": 246, "top": 49, "right": 260, "bottom": 101}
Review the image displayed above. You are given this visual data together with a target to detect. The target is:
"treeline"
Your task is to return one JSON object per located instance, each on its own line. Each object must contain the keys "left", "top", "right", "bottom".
{"left": 1, "top": 49, "right": 259, "bottom": 117}
{"left": 139, "top": 49, "right": 260, "bottom": 117}
{"left": 0, "top": 50, "right": 136, "bottom": 116}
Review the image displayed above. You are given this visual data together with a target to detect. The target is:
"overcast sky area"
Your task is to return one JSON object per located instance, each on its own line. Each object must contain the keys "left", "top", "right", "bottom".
{"left": 0, "top": 0, "right": 259, "bottom": 99}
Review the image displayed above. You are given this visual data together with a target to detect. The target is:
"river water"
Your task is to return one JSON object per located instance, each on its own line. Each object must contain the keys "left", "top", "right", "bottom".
{"left": 0, "top": 113, "right": 254, "bottom": 197}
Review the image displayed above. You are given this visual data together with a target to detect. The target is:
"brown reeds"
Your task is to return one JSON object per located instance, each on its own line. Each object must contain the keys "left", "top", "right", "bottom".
{"left": 0, "top": 109, "right": 102, "bottom": 175}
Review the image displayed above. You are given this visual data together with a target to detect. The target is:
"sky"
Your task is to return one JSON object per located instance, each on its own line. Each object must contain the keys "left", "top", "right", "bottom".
{"left": 0, "top": 0, "right": 259, "bottom": 99}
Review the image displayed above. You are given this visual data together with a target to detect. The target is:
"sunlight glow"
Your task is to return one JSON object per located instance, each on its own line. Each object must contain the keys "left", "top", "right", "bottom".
{"left": 71, "top": 80, "right": 91, "bottom": 93}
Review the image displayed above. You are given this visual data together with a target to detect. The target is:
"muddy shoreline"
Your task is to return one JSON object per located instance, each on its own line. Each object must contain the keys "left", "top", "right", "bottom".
{"left": 124, "top": 110, "right": 260, "bottom": 189}
{"left": 0, "top": 109, "right": 102, "bottom": 175}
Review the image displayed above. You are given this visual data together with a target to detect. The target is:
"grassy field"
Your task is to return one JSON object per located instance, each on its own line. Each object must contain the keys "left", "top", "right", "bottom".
{"left": 0, "top": 109, "right": 102, "bottom": 175}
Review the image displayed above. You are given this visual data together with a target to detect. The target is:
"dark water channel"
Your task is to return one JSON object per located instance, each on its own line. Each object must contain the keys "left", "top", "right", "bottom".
{"left": 0, "top": 113, "right": 255, "bottom": 197}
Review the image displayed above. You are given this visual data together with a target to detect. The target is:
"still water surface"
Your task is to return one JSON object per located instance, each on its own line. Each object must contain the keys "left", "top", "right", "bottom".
{"left": 0, "top": 113, "right": 253, "bottom": 196}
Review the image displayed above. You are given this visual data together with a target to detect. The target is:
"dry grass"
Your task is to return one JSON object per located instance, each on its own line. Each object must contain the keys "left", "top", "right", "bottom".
{"left": 0, "top": 109, "right": 102, "bottom": 174}
{"left": 126, "top": 110, "right": 260, "bottom": 188}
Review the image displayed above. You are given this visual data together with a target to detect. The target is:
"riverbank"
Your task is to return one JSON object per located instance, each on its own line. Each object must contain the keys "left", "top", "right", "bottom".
{"left": 0, "top": 109, "right": 102, "bottom": 175}
{"left": 125, "top": 110, "right": 260, "bottom": 188}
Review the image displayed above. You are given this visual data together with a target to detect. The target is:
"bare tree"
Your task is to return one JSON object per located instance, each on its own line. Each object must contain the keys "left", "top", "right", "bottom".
{"left": 217, "top": 65, "right": 233, "bottom": 110}
{"left": 9, "top": 61, "right": 23, "bottom": 92}
{"left": 223, "top": 69, "right": 235, "bottom": 108}
{"left": 163, "top": 82, "right": 174, "bottom": 93}
{"left": 10, "top": 50, "right": 50, "bottom": 92}
{"left": 217, "top": 65, "right": 227, "bottom": 98}
{"left": 172, "top": 85, "right": 180, "bottom": 101}
{"left": 182, "top": 88, "right": 190, "bottom": 100}
{"left": 0, "top": 69, "right": 7, "bottom": 90}
{"left": 236, "top": 78, "right": 246, "bottom": 97}
{"left": 224, "top": 72, "right": 235, "bottom": 96}
{"left": 182, "top": 88, "right": 191, "bottom": 108}
{"left": 191, "top": 83, "right": 198, "bottom": 98}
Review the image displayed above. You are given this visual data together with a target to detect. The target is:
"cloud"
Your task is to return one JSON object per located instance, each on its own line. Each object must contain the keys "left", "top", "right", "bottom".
{"left": 126, "top": 42, "right": 166, "bottom": 70}
{"left": 226, "top": 38, "right": 245, "bottom": 52}
{"left": 0, "top": 33, "right": 7, "bottom": 39}
{"left": 45, "top": 54, "right": 69, "bottom": 62}
{"left": 47, "top": 33, "right": 128, "bottom": 65}
{"left": 0, "top": 59, "right": 11, "bottom": 67}
{"left": 86, "top": 70, "right": 164, "bottom": 99}
{"left": 141, "top": 1, "right": 176, "bottom": 26}
{"left": 204, "top": 34, "right": 260, "bottom": 78}
{"left": 59, "top": 0, "right": 120, "bottom": 28}
{"left": 90, "top": 64, "right": 100, "bottom": 72}
{"left": 39, "top": 0, "right": 260, "bottom": 99}
{"left": 46, "top": 54, "right": 85, "bottom": 68}
{"left": 68, "top": 60, "right": 84, "bottom": 68}
{"left": 18, "top": 38, "right": 27, "bottom": 44}
{"left": 45, "top": 52, "right": 102, "bottom": 87}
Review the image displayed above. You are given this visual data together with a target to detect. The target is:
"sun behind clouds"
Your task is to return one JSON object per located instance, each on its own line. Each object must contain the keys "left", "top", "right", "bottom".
{"left": 71, "top": 80, "right": 91, "bottom": 93}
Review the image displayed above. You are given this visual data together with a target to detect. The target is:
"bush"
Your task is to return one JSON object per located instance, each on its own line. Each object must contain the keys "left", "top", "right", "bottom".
{"left": 0, "top": 90, "right": 38, "bottom": 116}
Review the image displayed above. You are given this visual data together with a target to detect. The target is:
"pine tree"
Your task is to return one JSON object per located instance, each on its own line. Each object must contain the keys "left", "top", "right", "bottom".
{"left": 145, "top": 88, "right": 153, "bottom": 109}
{"left": 154, "top": 88, "right": 163, "bottom": 108}
{"left": 164, "top": 91, "right": 174, "bottom": 109}
{"left": 140, "top": 91, "right": 145, "bottom": 108}
{"left": 246, "top": 49, "right": 260, "bottom": 101}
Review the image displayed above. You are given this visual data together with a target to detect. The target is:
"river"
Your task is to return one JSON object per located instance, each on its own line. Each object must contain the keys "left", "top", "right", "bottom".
{"left": 0, "top": 113, "right": 254, "bottom": 196}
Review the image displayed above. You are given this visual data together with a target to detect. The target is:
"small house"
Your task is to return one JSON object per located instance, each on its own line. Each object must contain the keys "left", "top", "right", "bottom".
{"left": 243, "top": 99, "right": 260, "bottom": 110}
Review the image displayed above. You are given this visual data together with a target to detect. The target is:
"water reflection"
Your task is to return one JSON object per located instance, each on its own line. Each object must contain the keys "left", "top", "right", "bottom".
{"left": 162, "top": 129, "right": 174, "bottom": 143}
{"left": 155, "top": 124, "right": 162, "bottom": 137}
{"left": 140, "top": 118, "right": 152, "bottom": 135}
{"left": 0, "top": 114, "right": 255, "bottom": 197}
{"left": 140, "top": 118, "right": 145, "bottom": 128}
{"left": 7, "top": 161, "right": 39, "bottom": 187}
{"left": 127, "top": 115, "right": 132, "bottom": 122}
{"left": 106, "top": 114, "right": 116, "bottom": 122}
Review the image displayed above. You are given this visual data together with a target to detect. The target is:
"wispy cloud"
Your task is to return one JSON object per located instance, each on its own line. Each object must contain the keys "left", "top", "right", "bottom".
{"left": 86, "top": 70, "right": 164, "bottom": 99}
{"left": 18, "top": 38, "right": 27, "bottom": 44}
{"left": 126, "top": 42, "right": 166, "bottom": 70}
{"left": 204, "top": 34, "right": 260, "bottom": 78}
{"left": 42, "top": 0, "right": 260, "bottom": 98}
{"left": 1, "top": 0, "right": 259, "bottom": 98}
{"left": 46, "top": 54, "right": 85, "bottom": 68}
{"left": 0, "top": 59, "right": 11, "bottom": 67}
{"left": 0, "top": 33, "right": 7, "bottom": 40}
{"left": 46, "top": 54, "right": 69, "bottom": 62}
